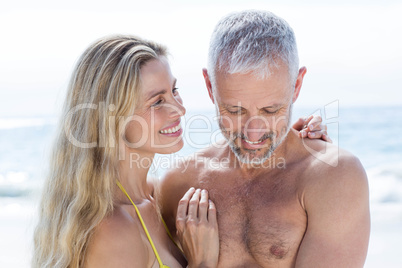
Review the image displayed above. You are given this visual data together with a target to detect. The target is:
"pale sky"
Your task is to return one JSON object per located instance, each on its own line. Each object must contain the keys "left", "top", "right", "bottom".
{"left": 1, "top": 0, "right": 401, "bottom": 117}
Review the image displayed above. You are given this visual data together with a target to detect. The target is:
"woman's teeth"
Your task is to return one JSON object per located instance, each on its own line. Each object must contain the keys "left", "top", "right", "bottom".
{"left": 160, "top": 124, "right": 181, "bottom": 134}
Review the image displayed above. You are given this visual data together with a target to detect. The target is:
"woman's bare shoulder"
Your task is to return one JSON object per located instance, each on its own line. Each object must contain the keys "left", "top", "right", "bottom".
{"left": 85, "top": 206, "right": 150, "bottom": 267}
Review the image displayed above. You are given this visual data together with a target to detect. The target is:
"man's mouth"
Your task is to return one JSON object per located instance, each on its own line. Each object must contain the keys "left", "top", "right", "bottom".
{"left": 239, "top": 132, "right": 275, "bottom": 149}
{"left": 241, "top": 137, "right": 268, "bottom": 149}
{"left": 244, "top": 138, "right": 264, "bottom": 145}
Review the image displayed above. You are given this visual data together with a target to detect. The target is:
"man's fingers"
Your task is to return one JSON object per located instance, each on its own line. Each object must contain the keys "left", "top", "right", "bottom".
{"left": 198, "top": 189, "right": 209, "bottom": 222}
{"left": 188, "top": 188, "right": 201, "bottom": 220}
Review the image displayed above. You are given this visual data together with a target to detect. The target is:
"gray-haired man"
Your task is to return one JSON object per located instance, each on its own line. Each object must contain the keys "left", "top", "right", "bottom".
{"left": 161, "top": 10, "right": 369, "bottom": 267}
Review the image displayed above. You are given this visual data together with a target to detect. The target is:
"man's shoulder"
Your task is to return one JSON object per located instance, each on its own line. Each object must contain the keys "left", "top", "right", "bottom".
{"left": 286, "top": 129, "right": 367, "bottom": 193}
{"left": 159, "top": 152, "right": 205, "bottom": 203}
{"left": 161, "top": 144, "right": 225, "bottom": 185}
{"left": 161, "top": 152, "right": 203, "bottom": 185}
{"left": 295, "top": 133, "right": 363, "bottom": 175}
{"left": 158, "top": 146, "right": 225, "bottom": 223}
{"left": 329, "top": 148, "right": 367, "bottom": 187}
{"left": 304, "top": 141, "right": 365, "bottom": 179}
{"left": 300, "top": 142, "right": 368, "bottom": 204}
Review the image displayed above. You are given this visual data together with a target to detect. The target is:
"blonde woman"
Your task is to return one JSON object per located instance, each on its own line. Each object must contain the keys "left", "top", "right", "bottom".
{"left": 33, "top": 35, "right": 328, "bottom": 268}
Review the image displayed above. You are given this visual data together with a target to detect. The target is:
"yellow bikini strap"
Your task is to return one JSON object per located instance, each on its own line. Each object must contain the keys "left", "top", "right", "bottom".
{"left": 161, "top": 217, "right": 184, "bottom": 255}
{"left": 116, "top": 181, "right": 168, "bottom": 268}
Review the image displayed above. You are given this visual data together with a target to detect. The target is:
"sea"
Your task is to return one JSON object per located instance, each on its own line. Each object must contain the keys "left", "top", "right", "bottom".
{"left": 0, "top": 105, "right": 401, "bottom": 267}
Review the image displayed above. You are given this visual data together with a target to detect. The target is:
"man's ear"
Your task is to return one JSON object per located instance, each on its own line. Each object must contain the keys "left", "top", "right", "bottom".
{"left": 202, "top": 68, "right": 215, "bottom": 104}
{"left": 292, "top": 66, "right": 307, "bottom": 103}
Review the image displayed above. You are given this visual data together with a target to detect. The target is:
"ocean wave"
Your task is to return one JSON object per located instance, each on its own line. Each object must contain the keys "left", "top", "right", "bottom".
{"left": 0, "top": 117, "right": 57, "bottom": 130}
{"left": 0, "top": 172, "right": 35, "bottom": 197}
{"left": 367, "top": 163, "right": 402, "bottom": 204}
{"left": 1, "top": 161, "right": 401, "bottom": 203}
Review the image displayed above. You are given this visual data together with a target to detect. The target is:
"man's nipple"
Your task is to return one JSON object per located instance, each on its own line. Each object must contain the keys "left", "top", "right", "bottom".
{"left": 269, "top": 244, "right": 287, "bottom": 259}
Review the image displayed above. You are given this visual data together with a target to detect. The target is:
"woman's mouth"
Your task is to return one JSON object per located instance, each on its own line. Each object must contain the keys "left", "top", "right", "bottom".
{"left": 159, "top": 121, "right": 182, "bottom": 137}
{"left": 159, "top": 123, "right": 181, "bottom": 134}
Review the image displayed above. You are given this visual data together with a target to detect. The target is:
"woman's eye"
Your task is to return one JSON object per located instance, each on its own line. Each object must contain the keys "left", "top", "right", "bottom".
{"left": 152, "top": 99, "right": 163, "bottom": 107}
{"left": 172, "top": 87, "right": 179, "bottom": 95}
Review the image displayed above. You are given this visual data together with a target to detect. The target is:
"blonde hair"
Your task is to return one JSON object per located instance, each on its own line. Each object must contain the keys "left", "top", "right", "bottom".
{"left": 32, "top": 35, "right": 167, "bottom": 268}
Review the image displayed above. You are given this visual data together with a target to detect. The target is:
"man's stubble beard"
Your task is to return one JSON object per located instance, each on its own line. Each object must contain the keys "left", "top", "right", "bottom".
{"left": 219, "top": 104, "right": 293, "bottom": 165}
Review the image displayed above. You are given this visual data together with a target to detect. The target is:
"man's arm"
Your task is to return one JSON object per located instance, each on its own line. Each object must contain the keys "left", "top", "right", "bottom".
{"left": 296, "top": 152, "right": 370, "bottom": 267}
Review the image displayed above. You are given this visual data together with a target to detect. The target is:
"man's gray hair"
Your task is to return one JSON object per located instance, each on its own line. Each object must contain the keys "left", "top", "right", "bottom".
{"left": 208, "top": 10, "right": 299, "bottom": 87}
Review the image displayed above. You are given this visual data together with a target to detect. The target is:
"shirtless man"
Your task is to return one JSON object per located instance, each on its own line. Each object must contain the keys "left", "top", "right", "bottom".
{"left": 160, "top": 10, "right": 370, "bottom": 267}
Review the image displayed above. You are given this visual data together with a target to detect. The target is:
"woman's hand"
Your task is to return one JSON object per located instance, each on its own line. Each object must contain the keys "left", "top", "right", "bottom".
{"left": 292, "top": 115, "right": 332, "bottom": 143}
{"left": 176, "top": 188, "right": 219, "bottom": 268}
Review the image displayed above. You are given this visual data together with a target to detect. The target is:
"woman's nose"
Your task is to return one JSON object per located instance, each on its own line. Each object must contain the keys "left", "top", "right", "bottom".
{"left": 168, "top": 98, "right": 186, "bottom": 119}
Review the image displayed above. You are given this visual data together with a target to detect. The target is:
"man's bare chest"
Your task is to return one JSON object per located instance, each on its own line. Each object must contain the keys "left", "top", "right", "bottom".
{"left": 197, "top": 170, "right": 307, "bottom": 267}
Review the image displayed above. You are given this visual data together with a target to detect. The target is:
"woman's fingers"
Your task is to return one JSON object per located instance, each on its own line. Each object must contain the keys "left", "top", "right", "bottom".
{"left": 322, "top": 133, "right": 333, "bottom": 143}
{"left": 198, "top": 190, "right": 209, "bottom": 222}
{"left": 306, "top": 129, "right": 333, "bottom": 143}
{"left": 208, "top": 200, "right": 217, "bottom": 225}
{"left": 188, "top": 189, "right": 201, "bottom": 220}
{"left": 306, "top": 115, "right": 323, "bottom": 131}
{"left": 176, "top": 188, "right": 219, "bottom": 268}
{"left": 177, "top": 188, "right": 216, "bottom": 227}
{"left": 176, "top": 187, "right": 196, "bottom": 231}
{"left": 292, "top": 117, "right": 307, "bottom": 131}
{"left": 297, "top": 115, "right": 333, "bottom": 143}
{"left": 308, "top": 130, "right": 323, "bottom": 139}
{"left": 293, "top": 115, "right": 313, "bottom": 131}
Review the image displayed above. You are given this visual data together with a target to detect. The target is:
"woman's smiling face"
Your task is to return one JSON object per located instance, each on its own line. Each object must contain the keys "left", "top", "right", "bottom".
{"left": 123, "top": 56, "right": 186, "bottom": 156}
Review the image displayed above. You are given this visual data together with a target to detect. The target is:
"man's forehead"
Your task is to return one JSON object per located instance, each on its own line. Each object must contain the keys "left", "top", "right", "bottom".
{"left": 214, "top": 78, "right": 291, "bottom": 104}
{"left": 214, "top": 66, "right": 291, "bottom": 89}
{"left": 221, "top": 102, "right": 284, "bottom": 110}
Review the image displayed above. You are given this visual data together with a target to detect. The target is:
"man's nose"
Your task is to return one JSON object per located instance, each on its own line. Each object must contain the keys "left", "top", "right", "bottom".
{"left": 243, "top": 116, "right": 268, "bottom": 141}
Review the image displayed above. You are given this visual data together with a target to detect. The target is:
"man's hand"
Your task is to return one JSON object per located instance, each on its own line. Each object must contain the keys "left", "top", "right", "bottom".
{"left": 292, "top": 115, "right": 332, "bottom": 143}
